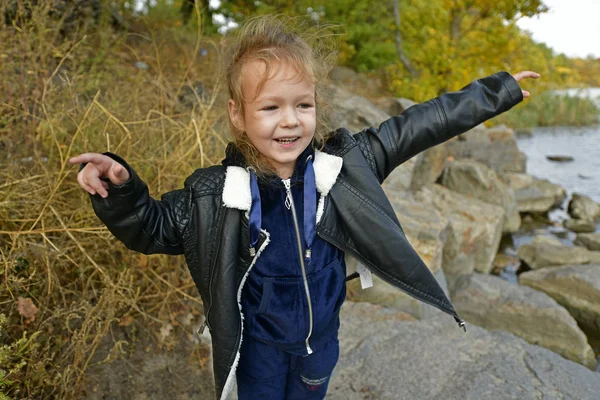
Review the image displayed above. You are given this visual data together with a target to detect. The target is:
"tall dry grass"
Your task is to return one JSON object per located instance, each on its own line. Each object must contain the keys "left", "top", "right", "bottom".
{"left": 0, "top": 2, "right": 225, "bottom": 398}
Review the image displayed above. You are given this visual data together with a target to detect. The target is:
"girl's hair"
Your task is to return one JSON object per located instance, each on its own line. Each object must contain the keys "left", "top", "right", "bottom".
{"left": 224, "top": 15, "right": 338, "bottom": 175}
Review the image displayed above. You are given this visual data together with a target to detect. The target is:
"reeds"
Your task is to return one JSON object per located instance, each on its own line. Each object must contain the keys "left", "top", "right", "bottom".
{"left": 1, "top": 2, "right": 224, "bottom": 397}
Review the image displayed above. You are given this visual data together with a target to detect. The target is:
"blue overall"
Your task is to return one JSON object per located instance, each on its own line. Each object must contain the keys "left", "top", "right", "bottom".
{"left": 238, "top": 147, "right": 346, "bottom": 399}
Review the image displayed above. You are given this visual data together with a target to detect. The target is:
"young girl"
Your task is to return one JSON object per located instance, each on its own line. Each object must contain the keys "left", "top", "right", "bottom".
{"left": 70, "top": 15, "right": 538, "bottom": 400}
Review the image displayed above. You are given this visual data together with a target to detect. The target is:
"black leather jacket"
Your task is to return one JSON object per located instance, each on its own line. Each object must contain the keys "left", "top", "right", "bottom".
{"left": 90, "top": 71, "right": 522, "bottom": 400}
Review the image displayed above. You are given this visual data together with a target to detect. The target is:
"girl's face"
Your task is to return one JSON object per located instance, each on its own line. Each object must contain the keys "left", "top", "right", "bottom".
{"left": 228, "top": 60, "right": 316, "bottom": 178}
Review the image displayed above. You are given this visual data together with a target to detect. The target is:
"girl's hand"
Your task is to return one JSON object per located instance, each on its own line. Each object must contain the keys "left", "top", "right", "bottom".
{"left": 69, "top": 153, "right": 130, "bottom": 198}
{"left": 511, "top": 71, "right": 541, "bottom": 98}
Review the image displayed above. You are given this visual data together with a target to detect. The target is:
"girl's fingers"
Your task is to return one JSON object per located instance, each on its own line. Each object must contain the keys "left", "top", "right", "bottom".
{"left": 512, "top": 71, "right": 541, "bottom": 82}
{"left": 522, "top": 90, "right": 531, "bottom": 98}
{"left": 77, "top": 171, "right": 96, "bottom": 195}
{"left": 69, "top": 153, "right": 109, "bottom": 166}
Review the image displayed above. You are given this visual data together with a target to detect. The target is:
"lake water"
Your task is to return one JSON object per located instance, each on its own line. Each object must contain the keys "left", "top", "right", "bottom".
{"left": 516, "top": 125, "right": 600, "bottom": 203}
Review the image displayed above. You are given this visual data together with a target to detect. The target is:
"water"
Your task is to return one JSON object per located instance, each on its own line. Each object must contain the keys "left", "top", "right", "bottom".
{"left": 516, "top": 125, "right": 600, "bottom": 202}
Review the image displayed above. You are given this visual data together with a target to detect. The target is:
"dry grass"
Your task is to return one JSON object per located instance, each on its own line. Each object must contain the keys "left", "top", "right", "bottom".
{"left": 0, "top": 2, "right": 226, "bottom": 398}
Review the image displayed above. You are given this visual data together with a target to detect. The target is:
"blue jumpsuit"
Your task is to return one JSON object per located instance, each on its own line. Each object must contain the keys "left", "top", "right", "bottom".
{"left": 237, "top": 147, "right": 347, "bottom": 399}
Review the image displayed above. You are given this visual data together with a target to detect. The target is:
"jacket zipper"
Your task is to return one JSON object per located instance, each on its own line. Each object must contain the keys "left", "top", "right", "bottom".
{"left": 282, "top": 178, "right": 314, "bottom": 355}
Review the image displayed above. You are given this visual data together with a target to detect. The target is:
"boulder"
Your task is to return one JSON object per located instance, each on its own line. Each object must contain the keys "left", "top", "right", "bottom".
{"left": 452, "top": 273, "right": 596, "bottom": 369}
{"left": 372, "top": 97, "right": 417, "bottom": 116}
{"left": 381, "top": 147, "right": 448, "bottom": 192}
{"left": 457, "top": 124, "right": 489, "bottom": 143}
{"left": 346, "top": 193, "right": 450, "bottom": 320}
{"left": 416, "top": 184, "right": 504, "bottom": 285}
{"left": 564, "top": 218, "right": 596, "bottom": 233}
{"left": 517, "top": 235, "right": 592, "bottom": 269}
{"left": 568, "top": 193, "right": 600, "bottom": 221}
{"left": 445, "top": 135, "right": 527, "bottom": 174}
{"left": 485, "top": 124, "right": 515, "bottom": 142}
{"left": 439, "top": 159, "right": 520, "bottom": 233}
{"left": 329, "top": 84, "right": 390, "bottom": 133}
{"left": 328, "top": 302, "right": 600, "bottom": 400}
{"left": 504, "top": 173, "right": 567, "bottom": 213}
{"left": 575, "top": 233, "right": 600, "bottom": 251}
{"left": 520, "top": 264, "right": 600, "bottom": 336}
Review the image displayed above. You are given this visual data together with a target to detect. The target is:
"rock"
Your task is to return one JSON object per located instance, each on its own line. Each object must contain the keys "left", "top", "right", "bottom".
{"left": 505, "top": 173, "right": 567, "bottom": 213}
{"left": 517, "top": 235, "right": 592, "bottom": 269}
{"left": 486, "top": 124, "right": 515, "bottom": 142}
{"left": 452, "top": 273, "right": 596, "bottom": 369}
{"left": 445, "top": 135, "right": 527, "bottom": 174}
{"left": 439, "top": 159, "right": 520, "bottom": 233}
{"left": 457, "top": 124, "right": 489, "bottom": 143}
{"left": 416, "top": 184, "right": 504, "bottom": 286}
{"left": 519, "top": 264, "right": 600, "bottom": 337}
{"left": 329, "top": 85, "right": 390, "bottom": 133}
{"left": 568, "top": 193, "right": 600, "bottom": 221}
{"left": 515, "top": 127, "right": 533, "bottom": 137}
{"left": 575, "top": 233, "right": 600, "bottom": 251}
{"left": 382, "top": 147, "right": 448, "bottom": 192}
{"left": 546, "top": 155, "right": 574, "bottom": 162}
{"left": 346, "top": 193, "right": 450, "bottom": 320}
{"left": 328, "top": 302, "right": 600, "bottom": 400}
{"left": 372, "top": 97, "right": 417, "bottom": 116}
{"left": 564, "top": 218, "right": 596, "bottom": 233}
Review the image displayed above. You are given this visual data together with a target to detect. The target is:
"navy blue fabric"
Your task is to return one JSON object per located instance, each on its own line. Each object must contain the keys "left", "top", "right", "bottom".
{"left": 248, "top": 169, "right": 262, "bottom": 252}
{"left": 303, "top": 156, "right": 316, "bottom": 259}
{"left": 236, "top": 332, "right": 340, "bottom": 400}
{"left": 241, "top": 145, "right": 347, "bottom": 355}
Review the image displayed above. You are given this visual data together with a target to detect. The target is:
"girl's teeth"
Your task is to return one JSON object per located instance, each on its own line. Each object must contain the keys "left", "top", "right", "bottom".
{"left": 277, "top": 138, "right": 297, "bottom": 144}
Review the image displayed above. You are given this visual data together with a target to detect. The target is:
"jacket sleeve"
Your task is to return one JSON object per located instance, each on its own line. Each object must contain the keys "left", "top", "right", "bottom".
{"left": 353, "top": 71, "right": 523, "bottom": 183}
{"left": 88, "top": 153, "right": 191, "bottom": 255}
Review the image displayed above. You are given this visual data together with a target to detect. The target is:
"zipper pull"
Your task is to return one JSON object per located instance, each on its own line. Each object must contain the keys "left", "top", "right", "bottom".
{"left": 282, "top": 179, "right": 292, "bottom": 210}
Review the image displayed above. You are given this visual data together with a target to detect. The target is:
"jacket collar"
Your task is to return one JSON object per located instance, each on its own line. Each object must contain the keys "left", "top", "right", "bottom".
{"left": 221, "top": 143, "right": 343, "bottom": 211}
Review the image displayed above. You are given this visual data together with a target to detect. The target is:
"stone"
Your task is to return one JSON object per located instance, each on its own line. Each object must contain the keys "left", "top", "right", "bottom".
{"left": 486, "top": 124, "right": 515, "bottom": 142}
{"left": 445, "top": 135, "right": 527, "bottom": 174}
{"left": 439, "top": 159, "right": 520, "bottom": 233}
{"left": 328, "top": 301, "right": 600, "bottom": 400}
{"left": 564, "top": 218, "right": 596, "bottom": 233}
{"left": 517, "top": 235, "right": 592, "bottom": 269}
{"left": 519, "top": 264, "right": 600, "bottom": 336}
{"left": 568, "top": 193, "right": 600, "bottom": 221}
{"left": 457, "top": 124, "right": 489, "bottom": 143}
{"left": 372, "top": 97, "right": 417, "bottom": 116}
{"left": 452, "top": 273, "right": 596, "bottom": 369}
{"left": 416, "top": 184, "right": 504, "bottom": 285}
{"left": 329, "top": 84, "right": 390, "bottom": 133}
{"left": 505, "top": 173, "right": 567, "bottom": 213}
{"left": 575, "top": 233, "right": 600, "bottom": 251}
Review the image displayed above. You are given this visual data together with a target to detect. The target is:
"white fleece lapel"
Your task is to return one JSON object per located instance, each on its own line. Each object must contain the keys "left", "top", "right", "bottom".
{"left": 221, "top": 151, "right": 343, "bottom": 210}
{"left": 313, "top": 150, "right": 343, "bottom": 196}
{"left": 222, "top": 166, "right": 251, "bottom": 211}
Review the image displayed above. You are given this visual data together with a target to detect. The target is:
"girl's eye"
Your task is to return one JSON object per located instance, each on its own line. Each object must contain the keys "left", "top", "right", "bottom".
{"left": 298, "top": 103, "right": 314, "bottom": 109}
{"left": 262, "top": 105, "right": 278, "bottom": 111}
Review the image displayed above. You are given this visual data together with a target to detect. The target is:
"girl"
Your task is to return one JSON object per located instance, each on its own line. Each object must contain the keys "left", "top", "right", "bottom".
{"left": 70, "top": 15, "right": 538, "bottom": 400}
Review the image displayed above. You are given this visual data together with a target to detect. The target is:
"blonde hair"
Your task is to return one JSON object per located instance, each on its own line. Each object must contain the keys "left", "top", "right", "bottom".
{"left": 224, "top": 15, "right": 338, "bottom": 175}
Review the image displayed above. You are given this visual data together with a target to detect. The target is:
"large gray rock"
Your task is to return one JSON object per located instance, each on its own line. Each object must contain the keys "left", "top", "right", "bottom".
{"left": 505, "top": 173, "right": 567, "bottom": 213}
{"left": 440, "top": 159, "right": 520, "bottom": 233}
{"left": 445, "top": 135, "right": 527, "bottom": 174}
{"left": 329, "top": 85, "right": 390, "bottom": 132}
{"left": 520, "top": 264, "right": 600, "bottom": 336}
{"left": 416, "top": 184, "right": 504, "bottom": 284}
{"left": 346, "top": 193, "right": 450, "bottom": 320}
{"left": 568, "top": 193, "right": 600, "bottom": 221}
{"left": 328, "top": 302, "right": 600, "bottom": 400}
{"left": 564, "top": 218, "right": 596, "bottom": 233}
{"left": 517, "top": 235, "right": 593, "bottom": 269}
{"left": 485, "top": 124, "right": 515, "bottom": 142}
{"left": 452, "top": 273, "right": 596, "bottom": 369}
{"left": 575, "top": 233, "right": 600, "bottom": 251}
{"left": 372, "top": 96, "right": 417, "bottom": 116}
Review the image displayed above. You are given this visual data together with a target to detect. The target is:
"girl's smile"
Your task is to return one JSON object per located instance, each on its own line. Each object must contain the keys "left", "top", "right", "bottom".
{"left": 228, "top": 60, "right": 316, "bottom": 178}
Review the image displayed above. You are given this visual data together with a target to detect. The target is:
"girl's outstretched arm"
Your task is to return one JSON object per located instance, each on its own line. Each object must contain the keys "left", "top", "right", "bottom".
{"left": 70, "top": 153, "right": 190, "bottom": 255}
{"left": 354, "top": 71, "right": 539, "bottom": 183}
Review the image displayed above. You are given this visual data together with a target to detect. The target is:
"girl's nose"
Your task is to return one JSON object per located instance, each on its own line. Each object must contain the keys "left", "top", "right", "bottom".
{"left": 281, "top": 108, "right": 299, "bottom": 128}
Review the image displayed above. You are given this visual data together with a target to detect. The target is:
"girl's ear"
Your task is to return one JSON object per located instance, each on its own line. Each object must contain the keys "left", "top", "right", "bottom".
{"left": 228, "top": 99, "right": 245, "bottom": 132}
